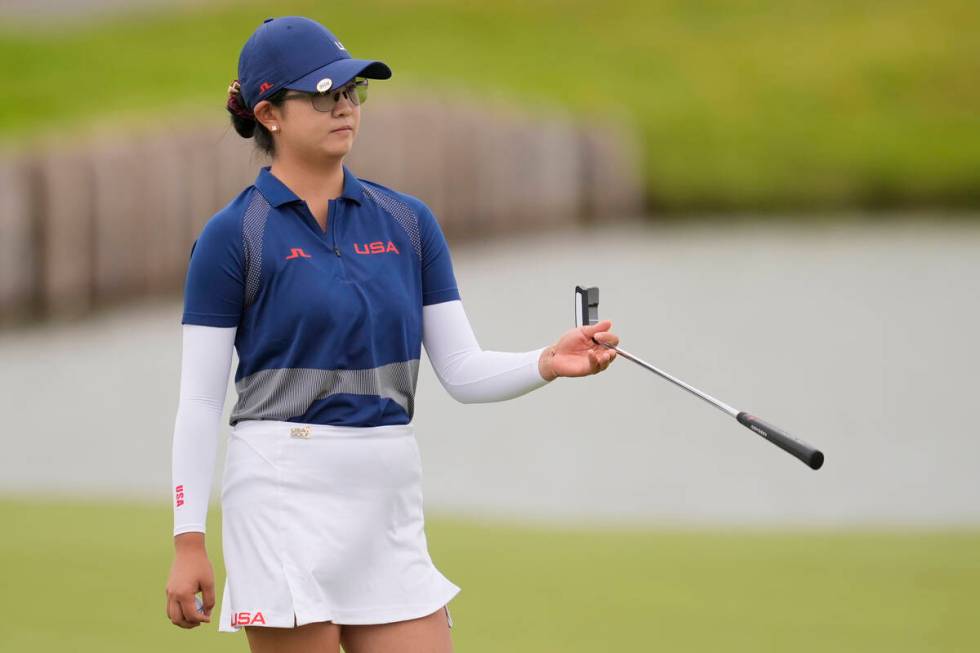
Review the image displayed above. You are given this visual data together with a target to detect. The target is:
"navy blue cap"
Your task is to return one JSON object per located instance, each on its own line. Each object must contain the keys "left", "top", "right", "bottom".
{"left": 238, "top": 16, "right": 392, "bottom": 110}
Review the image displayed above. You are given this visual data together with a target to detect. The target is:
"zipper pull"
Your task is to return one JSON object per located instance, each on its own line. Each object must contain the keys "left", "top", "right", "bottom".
{"left": 334, "top": 246, "right": 341, "bottom": 257}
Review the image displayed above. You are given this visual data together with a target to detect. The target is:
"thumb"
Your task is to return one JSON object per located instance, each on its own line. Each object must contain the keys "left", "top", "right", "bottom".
{"left": 583, "top": 320, "right": 611, "bottom": 338}
{"left": 201, "top": 581, "right": 216, "bottom": 616}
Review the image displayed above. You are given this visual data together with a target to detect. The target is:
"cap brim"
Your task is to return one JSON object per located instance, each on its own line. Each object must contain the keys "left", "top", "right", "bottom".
{"left": 285, "top": 58, "right": 392, "bottom": 93}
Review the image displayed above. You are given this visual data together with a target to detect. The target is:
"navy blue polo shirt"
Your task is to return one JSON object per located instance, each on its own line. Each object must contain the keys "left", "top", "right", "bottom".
{"left": 181, "top": 164, "right": 462, "bottom": 427}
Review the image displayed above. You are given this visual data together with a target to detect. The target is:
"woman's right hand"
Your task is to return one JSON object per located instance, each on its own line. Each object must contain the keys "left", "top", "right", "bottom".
{"left": 165, "top": 533, "right": 215, "bottom": 628}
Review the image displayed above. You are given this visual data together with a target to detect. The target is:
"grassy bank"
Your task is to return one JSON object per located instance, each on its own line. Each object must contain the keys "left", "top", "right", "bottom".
{"left": 1, "top": 0, "right": 977, "bottom": 211}
{"left": 2, "top": 497, "right": 977, "bottom": 651}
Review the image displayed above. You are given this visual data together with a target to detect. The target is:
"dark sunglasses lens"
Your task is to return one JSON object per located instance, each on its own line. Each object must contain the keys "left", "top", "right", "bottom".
{"left": 311, "top": 92, "right": 334, "bottom": 111}
{"left": 354, "top": 80, "right": 368, "bottom": 105}
{"left": 310, "top": 80, "right": 367, "bottom": 111}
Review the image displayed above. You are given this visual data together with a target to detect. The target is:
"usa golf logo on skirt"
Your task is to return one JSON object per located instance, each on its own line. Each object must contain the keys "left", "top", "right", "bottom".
{"left": 231, "top": 610, "right": 267, "bottom": 626}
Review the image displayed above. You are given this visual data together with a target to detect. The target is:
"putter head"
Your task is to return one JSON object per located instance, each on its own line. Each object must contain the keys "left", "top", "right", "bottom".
{"left": 574, "top": 286, "right": 599, "bottom": 327}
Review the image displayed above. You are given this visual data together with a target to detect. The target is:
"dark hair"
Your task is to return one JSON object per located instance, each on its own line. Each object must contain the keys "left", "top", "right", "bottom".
{"left": 227, "top": 86, "right": 289, "bottom": 157}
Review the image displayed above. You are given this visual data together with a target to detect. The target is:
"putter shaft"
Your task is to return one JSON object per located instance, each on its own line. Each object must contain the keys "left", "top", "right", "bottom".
{"left": 597, "top": 341, "right": 739, "bottom": 418}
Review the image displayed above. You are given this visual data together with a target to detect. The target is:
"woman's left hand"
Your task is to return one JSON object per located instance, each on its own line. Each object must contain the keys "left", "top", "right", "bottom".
{"left": 539, "top": 320, "right": 619, "bottom": 381}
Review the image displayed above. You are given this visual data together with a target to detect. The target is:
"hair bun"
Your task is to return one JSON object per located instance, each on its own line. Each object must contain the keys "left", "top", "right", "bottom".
{"left": 226, "top": 79, "right": 255, "bottom": 121}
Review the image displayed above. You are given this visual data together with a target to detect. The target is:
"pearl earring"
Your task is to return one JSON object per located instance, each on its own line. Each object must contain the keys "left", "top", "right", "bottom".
{"left": 271, "top": 125, "right": 279, "bottom": 132}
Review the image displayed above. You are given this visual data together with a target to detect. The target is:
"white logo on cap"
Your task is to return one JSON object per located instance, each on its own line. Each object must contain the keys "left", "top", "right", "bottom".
{"left": 334, "top": 40, "right": 346, "bottom": 51}
{"left": 316, "top": 78, "right": 333, "bottom": 93}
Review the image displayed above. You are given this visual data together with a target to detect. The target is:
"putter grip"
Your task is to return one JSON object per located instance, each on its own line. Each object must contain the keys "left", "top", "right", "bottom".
{"left": 736, "top": 412, "right": 824, "bottom": 470}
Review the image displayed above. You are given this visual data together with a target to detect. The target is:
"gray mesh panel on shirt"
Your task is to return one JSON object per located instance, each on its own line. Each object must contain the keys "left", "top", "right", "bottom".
{"left": 362, "top": 185, "right": 422, "bottom": 259}
{"left": 242, "top": 192, "right": 270, "bottom": 308}
{"left": 230, "top": 358, "right": 421, "bottom": 425}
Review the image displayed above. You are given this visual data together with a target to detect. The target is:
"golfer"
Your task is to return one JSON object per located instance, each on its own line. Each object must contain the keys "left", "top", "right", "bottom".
{"left": 164, "top": 15, "right": 618, "bottom": 653}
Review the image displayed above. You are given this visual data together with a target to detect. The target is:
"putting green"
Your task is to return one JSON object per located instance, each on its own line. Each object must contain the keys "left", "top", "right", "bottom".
{"left": 2, "top": 497, "right": 977, "bottom": 651}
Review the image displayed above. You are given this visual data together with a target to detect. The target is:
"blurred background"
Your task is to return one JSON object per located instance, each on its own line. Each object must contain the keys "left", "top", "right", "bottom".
{"left": 1, "top": 1, "right": 978, "bottom": 651}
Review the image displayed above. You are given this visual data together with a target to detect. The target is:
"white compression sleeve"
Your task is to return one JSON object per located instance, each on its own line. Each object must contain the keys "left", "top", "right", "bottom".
{"left": 171, "top": 324, "right": 237, "bottom": 536}
{"left": 422, "top": 299, "right": 553, "bottom": 403}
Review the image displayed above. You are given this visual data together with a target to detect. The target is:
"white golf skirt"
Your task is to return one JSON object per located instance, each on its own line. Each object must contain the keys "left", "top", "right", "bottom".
{"left": 217, "top": 419, "right": 460, "bottom": 632}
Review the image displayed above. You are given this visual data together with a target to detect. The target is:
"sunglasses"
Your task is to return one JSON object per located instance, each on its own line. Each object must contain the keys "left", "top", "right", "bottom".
{"left": 281, "top": 78, "right": 369, "bottom": 112}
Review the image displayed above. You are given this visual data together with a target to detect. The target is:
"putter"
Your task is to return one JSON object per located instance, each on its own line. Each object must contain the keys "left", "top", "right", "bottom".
{"left": 575, "top": 285, "right": 824, "bottom": 470}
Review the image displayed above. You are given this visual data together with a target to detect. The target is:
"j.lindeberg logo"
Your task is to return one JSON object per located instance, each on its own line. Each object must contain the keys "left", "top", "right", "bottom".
{"left": 285, "top": 248, "right": 312, "bottom": 260}
{"left": 290, "top": 426, "right": 311, "bottom": 439}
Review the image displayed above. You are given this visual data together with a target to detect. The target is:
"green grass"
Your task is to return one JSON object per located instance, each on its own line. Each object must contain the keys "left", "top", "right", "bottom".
{"left": 2, "top": 496, "right": 978, "bottom": 651}
{"left": 1, "top": 1, "right": 978, "bottom": 212}
{"left": 1, "top": 0, "right": 978, "bottom": 212}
